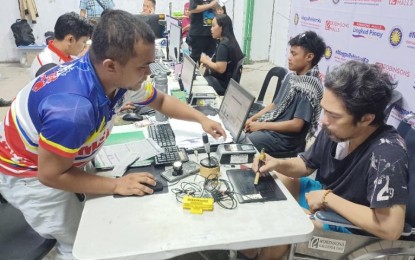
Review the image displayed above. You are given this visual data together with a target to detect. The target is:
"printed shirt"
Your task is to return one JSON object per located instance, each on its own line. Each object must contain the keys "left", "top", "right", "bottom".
{"left": 30, "top": 41, "right": 72, "bottom": 78}
{"left": 300, "top": 124, "right": 409, "bottom": 208}
{"left": 0, "top": 53, "right": 156, "bottom": 178}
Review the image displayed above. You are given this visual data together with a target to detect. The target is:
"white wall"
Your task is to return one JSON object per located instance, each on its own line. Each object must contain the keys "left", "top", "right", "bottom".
{"left": 0, "top": 0, "right": 290, "bottom": 65}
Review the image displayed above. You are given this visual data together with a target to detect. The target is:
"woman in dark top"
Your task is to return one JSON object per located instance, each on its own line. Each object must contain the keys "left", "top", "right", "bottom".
{"left": 199, "top": 14, "right": 244, "bottom": 95}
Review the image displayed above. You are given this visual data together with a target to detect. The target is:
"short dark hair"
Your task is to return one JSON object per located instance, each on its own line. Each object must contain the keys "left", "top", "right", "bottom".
{"left": 90, "top": 9, "right": 155, "bottom": 65}
{"left": 54, "top": 12, "right": 93, "bottom": 41}
{"left": 147, "top": 0, "right": 156, "bottom": 7}
{"left": 288, "top": 30, "right": 326, "bottom": 66}
{"left": 325, "top": 60, "right": 396, "bottom": 126}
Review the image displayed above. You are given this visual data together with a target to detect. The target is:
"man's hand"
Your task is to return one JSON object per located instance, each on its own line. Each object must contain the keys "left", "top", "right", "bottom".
{"left": 252, "top": 153, "right": 279, "bottom": 176}
{"left": 120, "top": 102, "right": 136, "bottom": 112}
{"left": 245, "top": 121, "right": 265, "bottom": 133}
{"left": 113, "top": 173, "right": 156, "bottom": 196}
{"left": 200, "top": 117, "right": 227, "bottom": 139}
{"left": 244, "top": 117, "right": 254, "bottom": 132}
{"left": 199, "top": 53, "right": 211, "bottom": 66}
{"left": 305, "top": 190, "right": 328, "bottom": 214}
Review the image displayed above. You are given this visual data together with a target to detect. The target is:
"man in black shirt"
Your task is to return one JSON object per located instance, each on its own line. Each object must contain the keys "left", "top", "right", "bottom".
{"left": 242, "top": 61, "right": 409, "bottom": 260}
{"left": 189, "top": 0, "right": 218, "bottom": 63}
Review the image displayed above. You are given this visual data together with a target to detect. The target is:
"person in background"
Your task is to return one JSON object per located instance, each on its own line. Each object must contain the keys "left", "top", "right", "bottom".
{"left": 215, "top": 4, "right": 226, "bottom": 14}
{"left": 141, "top": 0, "right": 156, "bottom": 14}
{"left": 80, "top": 0, "right": 114, "bottom": 21}
{"left": 0, "top": 98, "right": 12, "bottom": 107}
{"left": 30, "top": 12, "right": 94, "bottom": 78}
{"left": 181, "top": 2, "right": 191, "bottom": 39}
{"left": 188, "top": 0, "right": 218, "bottom": 63}
{"left": 241, "top": 61, "right": 408, "bottom": 259}
{"left": 245, "top": 31, "right": 326, "bottom": 155}
{"left": 0, "top": 10, "right": 226, "bottom": 259}
{"left": 199, "top": 14, "right": 243, "bottom": 95}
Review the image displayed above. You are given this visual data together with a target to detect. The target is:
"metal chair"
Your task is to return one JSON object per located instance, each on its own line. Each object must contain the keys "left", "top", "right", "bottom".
{"left": 0, "top": 194, "right": 57, "bottom": 260}
{"left": 289, "top": 114, "right": 415, "bottom": 260}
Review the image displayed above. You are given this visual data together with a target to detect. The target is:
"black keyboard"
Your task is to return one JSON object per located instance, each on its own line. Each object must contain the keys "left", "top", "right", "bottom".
{"left": 150, "top": 62, "right": 171, "bottom": 75}
{"left": 148, "top": 124, "right": 180, "bottom": 165}
{"left": 154, "top": 146, "right": 181, "bottom": 165}
{"left": 148, "top": 124, "right": 176, "bottom": 147}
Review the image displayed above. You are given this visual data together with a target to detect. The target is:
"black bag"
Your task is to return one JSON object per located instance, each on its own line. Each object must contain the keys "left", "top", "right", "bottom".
{"left": 10, "top": 19, "right": 35, "bottom": 46}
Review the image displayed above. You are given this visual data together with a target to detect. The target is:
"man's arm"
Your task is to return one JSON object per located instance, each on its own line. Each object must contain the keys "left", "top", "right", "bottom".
{"left": 306, "top": 190, "right": 406, "bottom": 240}
{"left": 148, "top": 91, "right": 226, "bottom": 139}
{"left": 253, "top": 155, "right": 314, "bottom": 178}
{"left": 190, "top": 0, "right": 217, "bottom": 13}
{"left": 37, "top": 146, "right": 156, "bottom": 195}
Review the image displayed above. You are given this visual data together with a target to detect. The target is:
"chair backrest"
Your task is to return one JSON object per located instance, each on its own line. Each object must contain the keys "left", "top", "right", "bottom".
{"left": 396, "top": 114, "right": 415, "bottom": 228}
{"left": 231, "top": 57, "right": 244, "bottom": 83}
{"left": 384, "top": 89, "right": 403, "bottom": 122}
{"left": 256, "top": 66, "right": 288, "bottom": 104}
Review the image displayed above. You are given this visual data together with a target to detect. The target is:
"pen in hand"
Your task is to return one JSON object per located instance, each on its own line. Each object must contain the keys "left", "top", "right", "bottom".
{"left": 254, "top": 148, "right": 265, "bottom": 185}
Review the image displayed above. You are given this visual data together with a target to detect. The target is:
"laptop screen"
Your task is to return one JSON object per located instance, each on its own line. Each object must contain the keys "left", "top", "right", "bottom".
{"left": 168, "top": 23, "right": 182, "bottom": 62}
{"left": 218, "top": 79, "right": 255, "bottom": 143}
{"left": 181, "top": 54, "right": 196, "bottom": 94}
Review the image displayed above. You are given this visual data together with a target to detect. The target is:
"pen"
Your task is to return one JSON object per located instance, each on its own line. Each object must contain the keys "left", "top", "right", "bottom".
{"left": 254, "top": 148, "right": 265, "bottom": 185}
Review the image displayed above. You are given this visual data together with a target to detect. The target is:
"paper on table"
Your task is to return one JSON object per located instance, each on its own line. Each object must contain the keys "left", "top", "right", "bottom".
{"left": 169, "top": 115, "right": 232, "bottom": 150}
{"left": 94, "top": 139, "right": 163, "bottom": 171}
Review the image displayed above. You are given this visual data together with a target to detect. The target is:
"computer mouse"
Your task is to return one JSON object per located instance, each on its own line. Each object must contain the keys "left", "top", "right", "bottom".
{"left": 122, "top": 113, "right": 143, "bottom": 122}
{"left": 143, "top": 181, "right": 164, "bottom": 193}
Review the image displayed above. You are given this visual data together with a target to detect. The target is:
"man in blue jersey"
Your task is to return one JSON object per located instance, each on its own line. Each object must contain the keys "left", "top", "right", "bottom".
{"left": 0, "top": 10, "right": 225, "bottom": 259}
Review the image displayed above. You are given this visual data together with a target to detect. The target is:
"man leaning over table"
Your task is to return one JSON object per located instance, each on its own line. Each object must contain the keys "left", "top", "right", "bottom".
{"left": 0, "top": 10, "right": 225, "bottom": 260}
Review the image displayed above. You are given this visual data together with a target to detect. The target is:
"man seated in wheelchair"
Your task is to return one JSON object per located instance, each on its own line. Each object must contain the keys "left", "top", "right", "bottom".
{"left": 242, "top": 61, "right": 409, "bottom": 260}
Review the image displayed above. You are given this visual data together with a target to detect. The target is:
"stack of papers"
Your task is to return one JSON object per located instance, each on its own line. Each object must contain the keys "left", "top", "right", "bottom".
{"left": 169, "top": 115, "right": 232, "bottom": 150}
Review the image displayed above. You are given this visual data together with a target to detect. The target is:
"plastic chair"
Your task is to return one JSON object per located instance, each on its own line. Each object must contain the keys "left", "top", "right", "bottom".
{"left": 256, "top": 66, "right": 288, "bottom": 105}
{"left": 289, "top": 114, "right": 415, "bottom": 260}
{"left": 231, "top": 57, "right": 245, "bottom": 83}
{"left": 384, "top": 89, "right": 403, "bottom": 122}
{"left": 0, "top": 194, "right": 56, "bottom": 260}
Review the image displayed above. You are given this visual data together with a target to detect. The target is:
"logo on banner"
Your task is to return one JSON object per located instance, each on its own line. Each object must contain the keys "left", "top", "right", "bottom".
{"left": 332, "top": 0, "right": 341, "bottom": 4}
{"left": 406, "top": 31, "right": 415, "bottom": 49}
{"left": 294, "top": 13, "right": 299, "bottom": 25}
{"left": 325, "top": 20, "right": 349, "bottom": 32}
{"left": 308, "top": 236, "right": 346, "bottom": 253}
{"left": 300, "top": 15, "right": 322, "bottom": 29}
{"left": 325, "top": 46, "right": 333, "bottom": 59}
{"left": 389, "top": 26, "right": 403, "bottom": 47}
{"left": 334, "top": 49, "right": 369, "bottom": 63}
{"left": 389, "top": 0, "right": 414, "bottom": 6}
{"left": 352, "top": 22, "right": 385, "bottom": 40}
{"left": 376, "top": 62, "right": 410, "bottom": 79}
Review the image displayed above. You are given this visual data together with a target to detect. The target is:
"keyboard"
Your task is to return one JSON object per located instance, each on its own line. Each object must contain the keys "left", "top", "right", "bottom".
{"left": 148, "top": 124, "right": 176, "bottom": 147}
{"left": 150, "top": 62, "right": 171, "bottom": 75}
{"left": 148, "top": 124, "right": 180, "bottom": 165}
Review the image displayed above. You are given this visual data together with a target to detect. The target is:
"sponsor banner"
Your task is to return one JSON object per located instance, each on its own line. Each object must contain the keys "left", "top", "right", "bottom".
{"left": 288, "top": 2, "right": 415, "bottom": 125}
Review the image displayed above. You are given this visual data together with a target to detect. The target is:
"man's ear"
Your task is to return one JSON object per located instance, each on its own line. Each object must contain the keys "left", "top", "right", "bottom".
{"left": 102, "top": 59, "right": 118, "bottom": 73}
{"left": 305, "top": 52, "right": 314, "bottom": 63}
{"left": 360, "top": 113, "right": 376, "bottom": 126}
{"left": 64, "top": 34, "right": 75, "bottom": 44}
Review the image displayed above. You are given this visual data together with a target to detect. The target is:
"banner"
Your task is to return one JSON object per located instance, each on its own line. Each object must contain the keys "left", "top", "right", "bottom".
{"left": 288, "top": 0, "right": 415, "bottom": 125}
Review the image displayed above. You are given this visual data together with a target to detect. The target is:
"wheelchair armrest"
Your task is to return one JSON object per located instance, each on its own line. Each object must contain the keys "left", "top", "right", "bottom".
{"left": 314, "top": 210, "right": 361, "bottom": 230}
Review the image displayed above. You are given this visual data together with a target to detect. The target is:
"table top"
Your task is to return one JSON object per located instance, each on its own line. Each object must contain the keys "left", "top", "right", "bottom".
{"left": 73, "top": 163, "right": 314, "bottom": 260}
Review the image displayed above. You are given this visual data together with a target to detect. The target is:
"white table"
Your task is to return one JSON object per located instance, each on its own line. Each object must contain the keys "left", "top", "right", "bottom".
{"left": 73, "top": 162, "right": 314, "bottom": 260}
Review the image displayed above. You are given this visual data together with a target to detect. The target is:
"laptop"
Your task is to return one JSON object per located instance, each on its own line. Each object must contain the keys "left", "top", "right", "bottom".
{"left": 218, "top": 79, "right": 255, "bottom": 143}
{"left": 226, "top": 169, "right": 286, "bottom": 203}
{"left": 179, "top": 53, "right": 197, "bottom": 102}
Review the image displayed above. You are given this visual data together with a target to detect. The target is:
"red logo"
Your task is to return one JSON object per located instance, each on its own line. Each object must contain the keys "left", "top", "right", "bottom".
{"left": 32, "top": 72, "right": 59, "bottom": 92}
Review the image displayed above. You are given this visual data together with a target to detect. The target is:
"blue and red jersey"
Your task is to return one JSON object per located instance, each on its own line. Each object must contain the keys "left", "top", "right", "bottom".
{"left": 0, "top": 53, "right": 156, "bottom": 177}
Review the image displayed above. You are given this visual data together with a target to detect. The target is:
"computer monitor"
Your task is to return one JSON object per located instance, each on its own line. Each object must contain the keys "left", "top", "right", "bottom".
{"left": 218, "top": 79, "right": 255, "bottom": 142}
{"left": 169, "top": 23, "right": 182, "bottom": 62}
{"left": 135, "top": 14, "right": 165, "bottom": 39}
{"left": 180, "top": 53, "right": 196, "bottom": 94}
{"left": 165, "top": 15, "right": 181, "bottom": 33}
